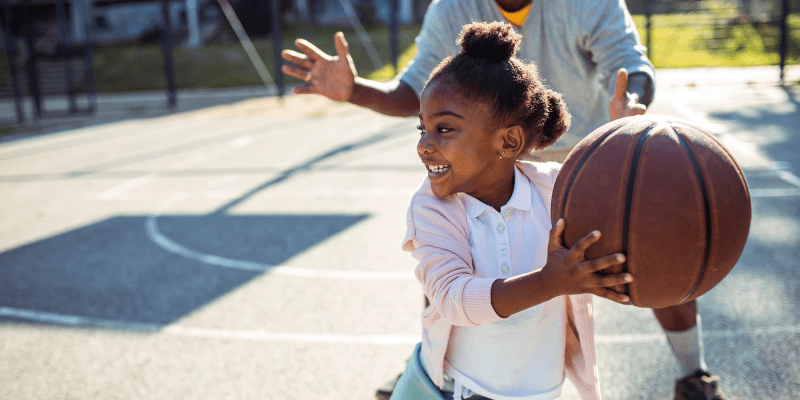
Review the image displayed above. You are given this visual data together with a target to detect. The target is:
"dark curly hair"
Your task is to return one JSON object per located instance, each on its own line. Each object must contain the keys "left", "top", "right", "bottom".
{"left": 426, "top": 21, "right": 571, "bottom": 154}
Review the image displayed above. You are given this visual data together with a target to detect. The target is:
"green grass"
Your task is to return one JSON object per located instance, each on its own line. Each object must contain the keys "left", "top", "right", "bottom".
{"left": 88, "top": 23, "right": 421, "bottom": 93}
{"left": 632, "top": 13, "right": 800, "bottom": 68}
{"left": 2, "top": 14, "right": 798, "bottom": 93}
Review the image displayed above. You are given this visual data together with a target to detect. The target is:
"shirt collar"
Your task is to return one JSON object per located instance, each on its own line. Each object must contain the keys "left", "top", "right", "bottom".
{"left": 462, "top": 166, "right": 532, "bottom": 219}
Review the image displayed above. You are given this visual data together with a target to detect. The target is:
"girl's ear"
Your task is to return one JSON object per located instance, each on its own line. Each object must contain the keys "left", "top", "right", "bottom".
{"left": 496, "top": 125, "right": 526, "bottom": 158}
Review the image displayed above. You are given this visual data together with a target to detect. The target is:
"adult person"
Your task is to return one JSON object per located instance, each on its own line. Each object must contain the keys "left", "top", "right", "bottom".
{"left": 281, "top": 1, "right": 726, "bottom": 399}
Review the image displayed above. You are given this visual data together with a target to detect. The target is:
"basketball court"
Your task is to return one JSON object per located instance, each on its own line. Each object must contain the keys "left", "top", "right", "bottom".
{"left": 1, "top": 66, "right": 799, "bottom": 399}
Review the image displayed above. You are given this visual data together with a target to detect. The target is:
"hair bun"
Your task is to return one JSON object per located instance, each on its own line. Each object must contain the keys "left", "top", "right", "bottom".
{"left": 458, "top": 21, "right": 521, "bottom": 63}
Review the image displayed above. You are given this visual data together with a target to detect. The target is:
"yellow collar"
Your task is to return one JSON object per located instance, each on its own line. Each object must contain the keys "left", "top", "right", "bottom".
{"left": 497, "top": 2, "right": 531, "bottom": 28}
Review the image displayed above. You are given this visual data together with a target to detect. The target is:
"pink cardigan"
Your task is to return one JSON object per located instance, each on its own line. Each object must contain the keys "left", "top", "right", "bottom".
{"left": 402, "top": 161, "right": 601, "bottom": 400}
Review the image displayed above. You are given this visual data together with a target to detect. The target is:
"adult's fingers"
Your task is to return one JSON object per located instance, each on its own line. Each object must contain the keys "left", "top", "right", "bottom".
{"left": 294, "top": 38, "right": 329, "bottom": 62}
{"left": 612, "top": 68, "right": 628, "bottom": 103}
{"left": 334, "top": 32, "right": 350, "bottom": 60}
{"left": 628, "top": 103, "right": 647, "bottom": 116}
{"left": 292, "top": 84, "right": 318, "bottom": 95}
{"left": 281, "top": 49, "right": 312, "bottom": 70}
{"left": 282, "top": 64, "right": 311, "bottom": 81}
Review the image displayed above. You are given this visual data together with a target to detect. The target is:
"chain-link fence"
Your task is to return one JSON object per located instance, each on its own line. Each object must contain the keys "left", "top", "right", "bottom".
{"left": 2, "top": 0, "right": 798, "bottom": 124}
{"left": 628, "top": 0, "right": 798, "bottom": 71}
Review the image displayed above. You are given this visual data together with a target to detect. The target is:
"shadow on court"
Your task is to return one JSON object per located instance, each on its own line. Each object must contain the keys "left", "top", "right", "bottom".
{"left": 1, "top": 213, "right": 368, "bottom": 325}
{"left": 709, "top": 87, "right": 800, "bottom": 175}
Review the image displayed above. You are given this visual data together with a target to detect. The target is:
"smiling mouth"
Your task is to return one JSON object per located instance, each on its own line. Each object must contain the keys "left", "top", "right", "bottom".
{"left": 426, "top": 164, "right": 450, "bottom": 174}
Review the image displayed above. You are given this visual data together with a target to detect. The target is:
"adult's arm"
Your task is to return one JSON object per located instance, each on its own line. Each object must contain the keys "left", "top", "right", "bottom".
{"left": 281, "top": 32, "right": 420, "bottom": 117}
{"left": 576, "top": 0, "right": 656, "bottom": 117}
{"left": 349, "top": 77, "right": 420, "bottom": 117}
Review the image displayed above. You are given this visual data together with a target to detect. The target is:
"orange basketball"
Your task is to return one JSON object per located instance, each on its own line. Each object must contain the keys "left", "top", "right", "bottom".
{"left": 551, "top": 115, "right": 751, "bottom": 308}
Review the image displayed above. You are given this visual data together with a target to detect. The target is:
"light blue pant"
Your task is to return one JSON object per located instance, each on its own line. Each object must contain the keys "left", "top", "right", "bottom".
{"left": 389, "top": 343, "right": 447, "bottom": 400}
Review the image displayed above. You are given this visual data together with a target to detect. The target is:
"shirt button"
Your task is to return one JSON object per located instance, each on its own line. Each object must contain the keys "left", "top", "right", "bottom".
{"left": 500, "top": 245, "right": 509, "bottom": 254}
{"left": 501, "top": 209, "right": 511, "bottom": 218}
{"left": 496, "top": 224, "right": 505, "bottom": 233}
{"left": 501, "top": 264, "right": 511, "bottom": 274}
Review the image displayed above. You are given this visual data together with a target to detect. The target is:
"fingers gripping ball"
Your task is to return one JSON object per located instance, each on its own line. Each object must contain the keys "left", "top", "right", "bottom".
{"left": 551, "top": 115, "right": 751, "bottom": 308}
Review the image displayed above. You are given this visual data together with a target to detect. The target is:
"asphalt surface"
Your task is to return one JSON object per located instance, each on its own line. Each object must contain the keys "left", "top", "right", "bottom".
{"left": 1, "top": 66, "right": 799, "bottom": 399}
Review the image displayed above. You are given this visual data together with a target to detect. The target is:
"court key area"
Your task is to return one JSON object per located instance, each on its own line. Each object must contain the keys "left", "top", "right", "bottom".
{"left": 1, "top": 67, "right": 799, "bottom": 399}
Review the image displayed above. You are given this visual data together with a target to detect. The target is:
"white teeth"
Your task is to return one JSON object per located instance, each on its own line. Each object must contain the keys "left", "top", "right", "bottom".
{"left": 428, "top": 165, "right": 449, "bottom": 173}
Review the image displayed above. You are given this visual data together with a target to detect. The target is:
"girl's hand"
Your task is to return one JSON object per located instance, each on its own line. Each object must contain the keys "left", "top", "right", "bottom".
{"left": 541, "top": 219, "right": 633, "bottom": 304}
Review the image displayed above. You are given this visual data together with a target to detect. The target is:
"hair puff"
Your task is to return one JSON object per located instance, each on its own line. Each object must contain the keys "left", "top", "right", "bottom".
{"left": 425, "top": 21, "right": 571, "bottom": 156}
{"left": 458, "top": 21, "right": 521, "bottom": 63}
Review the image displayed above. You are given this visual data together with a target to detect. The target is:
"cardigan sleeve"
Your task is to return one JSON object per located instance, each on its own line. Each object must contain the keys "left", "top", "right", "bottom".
{"left": 402, "top": 182, "right": 503, "bottom": 327}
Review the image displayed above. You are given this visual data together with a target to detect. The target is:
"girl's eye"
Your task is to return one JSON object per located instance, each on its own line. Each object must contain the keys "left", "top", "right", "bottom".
{"left": 416, "top": 124, "right": 426, "bottom": 135}
{"left": 437, "top": 126, "right": 452, "bottom": 134}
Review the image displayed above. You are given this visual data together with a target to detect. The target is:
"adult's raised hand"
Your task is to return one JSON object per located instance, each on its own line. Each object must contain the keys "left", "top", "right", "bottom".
{"left": 281, "top": 32, "right": 357, "bottom": 102}
{"left": 609, "top": 68, "right": 647, "bottom": 121}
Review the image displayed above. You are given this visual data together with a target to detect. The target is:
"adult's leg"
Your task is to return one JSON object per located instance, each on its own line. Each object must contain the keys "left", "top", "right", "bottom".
{"left": 654, "top": 300, "right": 726, "bottom": 399}
{"left": 653, "top": 300, "right": 697, "bottom": 332}
{"left": 654, "top": 300, "right": 706, "bottom": 375}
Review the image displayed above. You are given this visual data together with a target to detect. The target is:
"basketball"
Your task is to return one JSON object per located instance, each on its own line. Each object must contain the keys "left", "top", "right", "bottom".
{"left": 551, "top": 115, "right": 751, "bottom": 308}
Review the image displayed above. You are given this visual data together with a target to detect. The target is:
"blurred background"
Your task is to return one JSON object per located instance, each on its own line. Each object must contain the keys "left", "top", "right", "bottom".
{"left": 1, "top": 0, "right": 798, "bottom": 130}
{"left": 1, "top": 1, "right": 799, "bottom": 399}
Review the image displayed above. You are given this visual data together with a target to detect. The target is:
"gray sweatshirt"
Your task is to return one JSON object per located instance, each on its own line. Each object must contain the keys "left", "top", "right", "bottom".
{"left": 398, "top": 0, "right": 655, "bottom": 143}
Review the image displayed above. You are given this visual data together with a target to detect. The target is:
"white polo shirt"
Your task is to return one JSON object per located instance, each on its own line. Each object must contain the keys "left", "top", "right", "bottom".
{"left": 443, "top": 166, "right": 567, "bottom": 400}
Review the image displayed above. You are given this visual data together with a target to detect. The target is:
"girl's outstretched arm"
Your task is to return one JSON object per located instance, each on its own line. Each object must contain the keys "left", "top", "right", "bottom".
{"left": 490, "top": 219, "right": 633, "bottom": 318}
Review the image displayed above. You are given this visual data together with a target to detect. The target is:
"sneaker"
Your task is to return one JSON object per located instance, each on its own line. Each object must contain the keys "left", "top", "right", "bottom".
{"left": 675, "top": 370, "right": 727, "bottom": 400}
{"left": 375, "top": 373, "right": 401, "bottom": 400}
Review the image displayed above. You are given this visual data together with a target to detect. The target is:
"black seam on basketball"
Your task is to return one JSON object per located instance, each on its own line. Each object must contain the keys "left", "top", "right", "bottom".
{"left": 623, "top": 125, "right": 657, "bottom": 300}
{"left": 676, "top": 133, "right": 712, "bottom": 304}
{"left": 559, "top": 124, "right": 626, "bottom": 222}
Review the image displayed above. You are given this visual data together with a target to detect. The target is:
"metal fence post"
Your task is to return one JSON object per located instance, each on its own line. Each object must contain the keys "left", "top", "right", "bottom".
{"left": 779, "top": 0, "right": 789, "bottom": 85}
{"left": 56, "top": 0, "right": 77, "bottom": 113}
{"left": 160, "top": 0, "right": 177, "bottom": 109}
{"left": 78, "top": 0, "right": 97, "bottom": 113}
{"left": 271, "top": 0, "right": 284, "bottom": 96}
{"left": 21, "top": 0, "right": 42, "bottom": 119}
{"left": 644, "top": 0, "right": 652, "bottom": 62}
{"left": 390, "top": 0, "right": 399, "bottom": 74}
{"left": 1, "top": 0, "right": 25, "bottom": 123}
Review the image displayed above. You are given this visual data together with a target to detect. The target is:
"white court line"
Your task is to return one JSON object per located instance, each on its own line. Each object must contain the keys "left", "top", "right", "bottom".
{"left": 0, "top": 307, "right": 162, "bottom": 332}
{"left": 671, "top": 102, "right": 726, "bottom": 134}
{"left": 98, "top": 188, "right": 416, "bottom": 201}
{"left": 672, "top": 102, "right": 799, "bottom": 198}
{"left": 97, "top": 174, "right": 157, "bottom": 201}
{"left": 229, "top": 136, "right": 253, "bottom": 148}
{"left": 3, "top": 307, "right": 798, "bottom": 346}
{"left": 145, "top": 193, "right": 413, "bottom": 280}
{"left": 0, "top": 307, "right": 416, "bottom": 345}
{"left": 748, "top": 161, "right": 800, "bottom": 198}
{"left": 162, "top": 326, "right": 419, "bottom": 345}
{"left": 771, "top": 162, "right": 800, "bottom": 188}
{"left": 595, "top": 324, "right": 800, "bottom": 345}
{"left": 750, "top": 188, "right": 800, "bottom": 198}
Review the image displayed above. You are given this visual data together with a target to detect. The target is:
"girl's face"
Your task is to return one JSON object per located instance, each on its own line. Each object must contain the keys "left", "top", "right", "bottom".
{"left": 417, "top": 79, "right": 514, "bottom": 207}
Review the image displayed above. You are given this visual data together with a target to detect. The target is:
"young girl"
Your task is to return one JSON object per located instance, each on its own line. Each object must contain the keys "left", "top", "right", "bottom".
{"left": 395, "top": 22, "right": 633, "bottom": 400}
